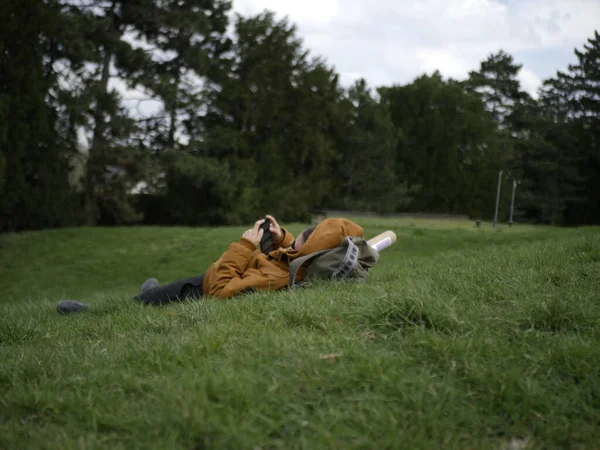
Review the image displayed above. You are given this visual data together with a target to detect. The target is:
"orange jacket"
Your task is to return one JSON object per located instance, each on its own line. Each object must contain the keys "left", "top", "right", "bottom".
{"left": 202, "top": 218, "right": 364, "bottom": 298}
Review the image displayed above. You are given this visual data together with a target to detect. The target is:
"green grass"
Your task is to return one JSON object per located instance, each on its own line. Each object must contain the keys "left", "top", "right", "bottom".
{"left": 1, "top": 218, "right": 599, "bottom": 449}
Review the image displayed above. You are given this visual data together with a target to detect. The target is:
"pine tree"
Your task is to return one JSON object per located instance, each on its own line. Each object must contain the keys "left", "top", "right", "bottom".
{"left": 0, "top": 0, "right": 79, "bottom": 231}
{"left": 380, "top": 72, "right": 504, "bottom": 217}
{"left": 549, "top": 30, "right": 600, "bottom": 224}
{"left": 197, "top": 12, "right": 345, "bottom": 222}
{"left": 330, "top": 79, "right": 400, "bottom": 213}
{"left": 515, "top": 99, "right": 582, "bottom": 224}
{"left": 466, "top": 50, "right": 526, "bottom": 127}
{"left": 67, "top": 1, "right": 152, "bottom": 224}
{"left": 465, "top": 51, "right": 531, "bottom": 184}
{"left": 135, "top": 0, "right": 232, "bottom": 151}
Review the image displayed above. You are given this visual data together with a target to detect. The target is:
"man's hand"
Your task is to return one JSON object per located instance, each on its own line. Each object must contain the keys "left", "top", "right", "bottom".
{"left": 265, "top": 215, "right": 283, "bottom": 242}
{"left": 242, "top": 219, "right": 265, "bottom": 247}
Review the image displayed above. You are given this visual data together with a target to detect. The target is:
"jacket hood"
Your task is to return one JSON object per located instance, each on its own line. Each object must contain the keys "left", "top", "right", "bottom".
{"left": 287, "top": 218, "right": 364, "bottom": 260}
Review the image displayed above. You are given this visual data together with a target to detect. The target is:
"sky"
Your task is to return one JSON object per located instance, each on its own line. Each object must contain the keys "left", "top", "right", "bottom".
{"left": 232, "top": 0, "right": 600, "bottom": 97}
{"left": 111, "top": 0, "right": 599, "bottom": 126}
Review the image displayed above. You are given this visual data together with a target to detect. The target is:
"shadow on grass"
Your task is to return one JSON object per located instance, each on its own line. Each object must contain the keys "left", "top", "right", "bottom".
{"left": 519, "top": 296, "right": 600, "bottom": 333}
{"left": 365, "top": 296, "right": 462, "bottom": 334}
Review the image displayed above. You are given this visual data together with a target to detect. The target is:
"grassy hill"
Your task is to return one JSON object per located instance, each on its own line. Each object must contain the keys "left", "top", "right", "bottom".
{"left": 1, "top": 218, "right": 599, "bottom": 449}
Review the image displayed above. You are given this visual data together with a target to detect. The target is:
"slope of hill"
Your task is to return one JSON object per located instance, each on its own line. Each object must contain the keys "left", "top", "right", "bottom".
{"left": 1, "top": 219, "right": 599, "bottom": 449}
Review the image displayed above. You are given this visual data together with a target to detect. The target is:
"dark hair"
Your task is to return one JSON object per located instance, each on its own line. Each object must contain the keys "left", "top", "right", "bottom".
{"left": 301, "top": 227, "right": 315, "bottom": 243}
{"left": 292, "top": 227, "right": 315, "bottom": 250}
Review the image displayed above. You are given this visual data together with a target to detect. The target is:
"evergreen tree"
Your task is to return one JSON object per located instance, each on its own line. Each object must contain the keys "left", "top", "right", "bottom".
{"left": 331, "top": 79, "right": 401, "bottom": 213}
{"left": 465, "top": 51, "right": 530, "bottom": 182}
{"left": 380, "top": 72, "right": 504, "bottom": 217}
{"left": 548, "top": 31, "right": 600, "bottom": 224}
{"left": 0, "top": 0, "right": 78, "bottom": 231}
{"left": 97, "top": 1, "right": 235, "bottom": 226}
{"left": 198, "top": 12, "right": 345, "bottom": 222}
{"left": 2, "top": 1, "right": 596, "bottom": 229}
{"left": 70, "top": 0, "right": 151, "bottom": 224}
{"left": 515, "top": 99, "right": 582, "bottom": 224}
{"left": 466, "top": 50, "right": 557, "bottom": 223}
{"left": 466, "top": 50, "right": 526, "bottom": 127}
{"left": 136, "top": 0, "right": 232, "bottom": 150}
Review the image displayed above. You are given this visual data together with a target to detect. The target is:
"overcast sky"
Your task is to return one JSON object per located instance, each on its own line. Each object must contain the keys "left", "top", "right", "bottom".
{"left": 232, "top": 0, "right": 600, "bottom": 96}
{"left": 114, "top": 0, "right": 599, "bottom": 125}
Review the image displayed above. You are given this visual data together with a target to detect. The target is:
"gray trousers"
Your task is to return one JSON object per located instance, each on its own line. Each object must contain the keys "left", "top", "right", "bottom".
{"left": 134, "top": 274, "right": 205, "bottom": 306}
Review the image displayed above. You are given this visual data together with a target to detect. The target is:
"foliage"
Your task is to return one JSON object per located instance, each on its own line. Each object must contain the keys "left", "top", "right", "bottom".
{"left": 545, "top": 31, "right": 600, "bottom": 225}
{"left": 199, "top": 12, "right": 345, "bottom": 222}
{"left": 135, "top": 0, "right": 233, "bottom": 150}
{"left": 0, "top": 0, "right": 79, "bottom": 232}
{"left": 329, "top": 79, "right": 402, "bottom": 214}
{"left": 465, "top": 50, "right": 526, "bottom": 127}
{"left": 380, "top": 72, "right": 504, "bottom": 218}
{"left": 513, "top": 99, "right": 583, "bottom": 224}
{"left": 0, "top": 1, "right": 598, "bottom": 229}
{"left": 162, "top": 151, "right": 259, "bottom": 225}
{"left": 0, "top": 151, "right": 5, "bottom": 195}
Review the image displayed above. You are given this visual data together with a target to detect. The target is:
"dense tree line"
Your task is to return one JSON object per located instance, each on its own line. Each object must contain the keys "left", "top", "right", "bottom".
{"left": 1, "top": 1, "right": 599, "bottom": 231}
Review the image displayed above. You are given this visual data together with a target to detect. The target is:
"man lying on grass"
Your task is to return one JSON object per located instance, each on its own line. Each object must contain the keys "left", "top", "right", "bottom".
{"left": 133, "top": 215, "right": 366, "bottom": 305}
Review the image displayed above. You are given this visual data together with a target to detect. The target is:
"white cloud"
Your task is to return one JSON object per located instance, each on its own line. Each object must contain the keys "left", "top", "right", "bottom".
{"left": 513, "top": 0, "right": 600, "bottom": 48}
{"left": 232, "top": 0, "right": 600, "bottom": 95}
{"left": 416, "top": 47, "right": 471, "bottom": 80}
{"left": 518, "top": 68, "right": 543, "bottom": 99}
{"left": 235, "top": 0, "right": 341, "bottom": 23}
{"left": 108, "top": 76, "right": 163, "bottom": 119}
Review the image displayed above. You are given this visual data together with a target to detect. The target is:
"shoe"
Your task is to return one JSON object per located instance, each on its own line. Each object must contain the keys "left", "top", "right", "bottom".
{"left": 140, "top": 278, "right": 159, "bottom": 294}
{"left": 56, "top": 300, "right": 88, "bottom": 314}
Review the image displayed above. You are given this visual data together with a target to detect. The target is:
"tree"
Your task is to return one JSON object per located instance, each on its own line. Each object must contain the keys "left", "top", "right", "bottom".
{"left": 330, "top": 79, "right": 400, "bottom": 213}
{"left": 545, "top": 30, "right": 600, "bottom": 224}
{"left": 0, "top": 152, "right": 5, "bottom": 197}
{"left": 465, "top": 50, "right": 526, "bottom": 127}
{"left": 198, "top": 12, "right": 345, "bottom": 222}
{"left": 465, "top": 51, "right": 532, "bottom": 190}
{"left": 514, "top": 100, "right": 582, "bottom": 224}
{"left": 0, "top": 0, "right": 79, "bottom": 231}
{"left": 463, "top": 50, "right": 581, "bottom": 224}
{"left": 380, "top": 72, "right": 504, "bottom": 217}
{"left": 67, "top": 1, "right": 152, "bottom": 224}
{"left": 135, "top": 0, "right": 232, "bottom": 151}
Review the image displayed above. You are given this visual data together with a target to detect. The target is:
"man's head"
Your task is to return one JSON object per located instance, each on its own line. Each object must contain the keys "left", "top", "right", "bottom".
{"left": 289, "top": 218, "right": 364, "bottom": 256}
{"left": 292, "top": 227, "right": 315, "bottom": 251}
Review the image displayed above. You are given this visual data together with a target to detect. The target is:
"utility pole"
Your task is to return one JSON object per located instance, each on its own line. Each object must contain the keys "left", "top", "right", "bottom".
{"left": 508, "top": 178, "right": 518, "bottom": 227}
{"left": 493, "top": 170, "right": 503, "bottom": 228}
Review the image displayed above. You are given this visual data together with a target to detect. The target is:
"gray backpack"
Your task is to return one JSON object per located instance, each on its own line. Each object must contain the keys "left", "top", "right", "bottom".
{"left": 289, "top": 236, "right": 380, "bottom": 286}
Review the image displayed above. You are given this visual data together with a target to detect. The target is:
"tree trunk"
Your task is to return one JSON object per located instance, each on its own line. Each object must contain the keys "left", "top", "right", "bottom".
{"left": 168, "top": 100, "right": 177, "bottom": 148}
{"left": 85, "top": 47, "right": 112, "bottom": 224}
{"left": 85, "top": 1, "right": 116, "bottom": 224}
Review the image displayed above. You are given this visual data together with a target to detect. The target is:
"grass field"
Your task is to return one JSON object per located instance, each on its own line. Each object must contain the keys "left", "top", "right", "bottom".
{"left": 1, "top": 218, "right": 599, "bottom": 449}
